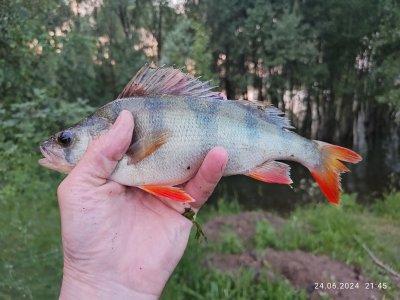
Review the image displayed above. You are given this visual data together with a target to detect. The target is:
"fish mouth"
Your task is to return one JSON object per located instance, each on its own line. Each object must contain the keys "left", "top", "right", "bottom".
{"left": 38, "top": 145, "right": 73, "bottom": 174}
{"left": 39, "top": 145, "right": 61, "bottom": 162}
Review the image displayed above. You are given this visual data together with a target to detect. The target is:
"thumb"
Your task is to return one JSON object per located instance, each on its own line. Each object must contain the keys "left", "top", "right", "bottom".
{"left": 69, "top": 110, "right": 134, "bottom": 187}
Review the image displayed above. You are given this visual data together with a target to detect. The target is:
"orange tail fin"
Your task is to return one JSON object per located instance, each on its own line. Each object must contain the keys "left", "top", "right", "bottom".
{"left": 310, "top": 141, "right": 362, "bottom": 205}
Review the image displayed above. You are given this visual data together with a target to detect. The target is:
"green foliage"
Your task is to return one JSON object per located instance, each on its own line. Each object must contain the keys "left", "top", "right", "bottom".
{"left": 0, "top": 87, "right": 93, "bottom": 298}
{"left": 371, "top": 192, "right": 400, "bottom": 221}
{"left": 0, "top": 158, "right": 63, "bottom": 299}
{"left": 254, "top": 219, "right": 278, "bottom": 249}
{"left": 216, "top": 228, "right": 245, "bottom": 254}
{"left": 0, "top": 91, "right": 93, "bottom": 147}
{"left": 248, "top": 196, "right": 369, "bottom": 266}
{"left": 166, "top": 194, "right": 398, "bottom": 298}
{"left": 56, "top": 31, "right": 97, "bottom": 101}
{"left": 191, "top": 21, "right": 214, "bottom": 79}
{"left": 161, "top": 17, "right": 193, "bottom": 67}
{"left": 249, "top": 194, "right": 400, "bottom": 283}
{"left": 280, "top": 199, "right": 369, "bottom": 263}
{"left": 369, "top": 1, "right": 400, "bottom": 108}
{"left": 161, "top": 18, "right": 213, "bottom": 79}
{"left": 204, "top": 196, "right": 242, "bottom": 217}
{"left": 163, "top": 263, "right": 305, "bottom": 300}
{"left": 202, "top": 194, "right": 399, "bottom": 298}
{"left": 0, "top": 81, "right": 98, "bottom": 298}
{"left": 161, "top": 198, "right": 306, "bottom": 299}
{"left": 162, "top": 228, "right": 305, "bottom": 300}
{"left": 245, "top": 0, "right": 317, "bottom": 87}
{"left": 0, "top": 1, "right": 70, "bottom": 105}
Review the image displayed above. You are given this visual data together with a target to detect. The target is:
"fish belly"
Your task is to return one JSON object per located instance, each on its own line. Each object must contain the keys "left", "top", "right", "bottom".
{"left": 110, "top": 121, "right": 268, "bottom": 186}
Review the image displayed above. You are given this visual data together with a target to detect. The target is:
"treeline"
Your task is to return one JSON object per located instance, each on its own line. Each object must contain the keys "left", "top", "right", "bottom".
{"left": 1, "top": 0, "right": 400, "bottom": 157}
{"left": 184, "top": 0, "right": 400, "bottom": 157}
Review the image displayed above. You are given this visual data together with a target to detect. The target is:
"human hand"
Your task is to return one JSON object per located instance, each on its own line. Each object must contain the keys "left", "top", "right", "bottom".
{"left": 57, "top": 111, "right": 228, "bottom": 299}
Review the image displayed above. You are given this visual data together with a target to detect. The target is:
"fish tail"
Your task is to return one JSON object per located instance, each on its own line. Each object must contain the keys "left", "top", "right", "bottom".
{"left": 309, "top": 141, "right": 362, "bottom": 205}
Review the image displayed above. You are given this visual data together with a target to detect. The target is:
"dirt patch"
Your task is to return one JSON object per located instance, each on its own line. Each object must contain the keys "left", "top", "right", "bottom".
{"left": 266, "top": 249, "right": 383, "bottom": 300}
{"left": 204, "top": 212, "right": 383, "bottom": 299}
{"left": 207, "top": 250, "right": 382, "bottom": 300}
{"left": 204, "top": 211, "right": 286, "bottom": 242}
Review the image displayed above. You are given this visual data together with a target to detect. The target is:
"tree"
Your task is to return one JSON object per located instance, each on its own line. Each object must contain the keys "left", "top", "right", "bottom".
{"left": 161, "top": 17, "right": 213, "bottom": 78}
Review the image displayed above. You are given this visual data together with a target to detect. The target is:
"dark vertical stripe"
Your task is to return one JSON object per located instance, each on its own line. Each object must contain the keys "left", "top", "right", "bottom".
{"left": 244, "top": 105, "right": 260, "bottom": 142}
{"left": 187, "top": 97, "right": 221, "bottom": 145}
{"left": 111, "top": 101, "right": 122, "bottom": 120}
{"left": 144, "top": 97, "right": 168, "bottom": 132}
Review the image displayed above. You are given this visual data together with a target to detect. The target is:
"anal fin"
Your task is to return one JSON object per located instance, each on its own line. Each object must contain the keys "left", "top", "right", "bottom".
{"left": 139, "top": 185, "right": 195, "bottom": 203}
{"left": 127, "top": 130, "right": 170, "bottom": 164}
{"left": 246, "top": 161, "right": 292, "bottom": 184}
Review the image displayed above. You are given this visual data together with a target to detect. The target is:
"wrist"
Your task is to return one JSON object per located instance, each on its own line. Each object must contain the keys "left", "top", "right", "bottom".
{"left": 60, "top": 266, "right": 159, "bottom": 300}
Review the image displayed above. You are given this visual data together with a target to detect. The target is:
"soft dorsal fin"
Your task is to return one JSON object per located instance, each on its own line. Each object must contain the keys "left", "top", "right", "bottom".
{"left": 118, "top": 64, "right": 227, "bottom": 100}
{"left": 235, "top": 99, "right": 294, "bottom": 130}
{"left": 261, "top": 104, "right": 294, "bottom": 130}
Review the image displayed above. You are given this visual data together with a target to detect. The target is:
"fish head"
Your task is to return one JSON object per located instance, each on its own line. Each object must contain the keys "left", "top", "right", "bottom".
{"left": 38, "top": 115, "right": 112, "bottom": 173}
{"left": 38, "top": 126, "right": 89, "bottom": 174}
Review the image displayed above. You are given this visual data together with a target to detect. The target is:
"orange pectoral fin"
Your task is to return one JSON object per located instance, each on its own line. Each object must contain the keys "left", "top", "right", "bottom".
{"left": 126, "top": 130, "right": 170, "bottom": 165}
{"left": 139, "top": 185, "right": 195, "bottom": 203}
{"left": 246, "top": 161, "right": 293, "bottom": 185}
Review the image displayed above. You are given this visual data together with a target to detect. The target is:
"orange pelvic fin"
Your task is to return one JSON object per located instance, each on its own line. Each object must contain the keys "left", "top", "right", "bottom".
{"left": 139, "top": 185, "right": 195, "bottom": 203}
{"left": 310, "top": 141, "right": 362, "bottom": 205}
{"left": 246, "top": 161, "right": 293, "bottom": 185}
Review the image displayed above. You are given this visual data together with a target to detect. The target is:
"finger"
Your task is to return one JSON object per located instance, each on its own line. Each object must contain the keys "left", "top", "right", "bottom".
{"left": 69, "top": 110, "right": 134, "bottom": 187}
{"left": 184, "top": 147, "right": 228, "bottom": 210}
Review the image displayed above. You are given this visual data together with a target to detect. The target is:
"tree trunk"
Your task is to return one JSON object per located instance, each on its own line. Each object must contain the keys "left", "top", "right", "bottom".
{"left": 223, "top": 52, "right": 235, "bottom": 99}
{"left": 353, "top": 98, "right": 368, "bottom": 157}
{"left": 311, "top": 92, "right": 320, "bottom": 140}
{"left": 384, "top": 110, "right": 400, "bottom": 173}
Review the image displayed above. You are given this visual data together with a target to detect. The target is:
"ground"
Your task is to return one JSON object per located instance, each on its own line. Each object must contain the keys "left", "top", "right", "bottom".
{"left": 203, "top": 212, "right": 384, "bottom": 300}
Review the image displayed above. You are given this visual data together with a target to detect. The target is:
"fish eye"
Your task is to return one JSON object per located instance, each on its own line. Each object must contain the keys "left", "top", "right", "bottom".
{"left": 57, "top": 131, "right": 73, "bottom": 147}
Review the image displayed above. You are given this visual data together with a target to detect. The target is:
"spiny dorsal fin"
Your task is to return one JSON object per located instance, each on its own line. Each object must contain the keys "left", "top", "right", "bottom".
{"left": 235, "top": 99, "right": 294, "bottom": 130}
{"left": 118, "top": 64, "right": 227, "bottom": 100}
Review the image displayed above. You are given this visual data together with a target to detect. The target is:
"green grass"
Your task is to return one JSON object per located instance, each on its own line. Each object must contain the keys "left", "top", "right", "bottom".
{"left": 254, "top": 219, "right": 279, "bottom": 249}
{"left": 212, "top": 228, "right": 245, "bottom": 254}
{"left": 0, "top": 94, "right": 94, "bottom": 298}
{"left": 161, "top": 234, "right": 306, "bottom": 300}
{"left": 286, "top": 193, "right": 400, "bottom": 274}
{"left": 0, "top": 157, "right": 64, "bottom": 299}
{"left": 251, "top": 193, "right": 400, "bottom": 262}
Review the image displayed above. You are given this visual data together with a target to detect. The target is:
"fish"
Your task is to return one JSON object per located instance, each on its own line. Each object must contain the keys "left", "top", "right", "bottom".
{"left": 39, "top": 64, "right": 362, "bottom": 205}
